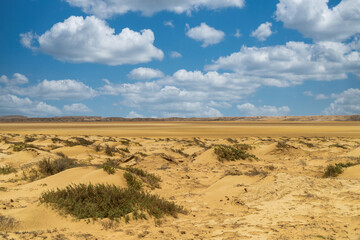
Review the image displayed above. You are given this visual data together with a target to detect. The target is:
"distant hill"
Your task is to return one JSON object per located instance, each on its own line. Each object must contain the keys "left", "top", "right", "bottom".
{"left": 0, "top": 115, "right": 359, "bottom": 122}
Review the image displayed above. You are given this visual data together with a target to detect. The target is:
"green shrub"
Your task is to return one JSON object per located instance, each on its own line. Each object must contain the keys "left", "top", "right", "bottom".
{"left": 329, "top": 143, "right": 347, "bottom": 149}
{"left": 101, "top": 159, "right": 118, "bottom": 175}
{"left": 124, "top": 172, "right": 143, "bottom": 191}
{"left": 0, "top": 165, "right": 17, "bottom": 175}
{"left": 24, "top": 136, "right": 36, "bottom": 142}
{"left": 0, "top": 215, "right": 18, "bottom": 231}
{"left": 119, "top": 148, "right": 130, "bottom": 153}
{"left": 323, "top": 162, "right": 359, "bottom": 178}
{"left": 64, "top": 137, "right": 94, "bottom": 147}
{"left": 102, "top": 165, "right": 116, "bottom": 175}
{"left": 95, "top": 144, "right": 102, "bottom": 152}
{"left": 122, "top": 167, "right": 161, "bottom": 189}
{"left": 74, "top": 137, "right": 94, "bottom": 146}
{"left": 12, "top": 143, "right": 37, "bottom": 152}
{"left": 40, "top": 183, "right": 186, "bottom": 220}
{"left": 214, "top": 144, "right": 257, "bottom": 162}
{"left": 105, "top": 145, "right": 117, "bottom": 156}
{"left": 38, "top": 156, "right": 77, "bottom": 177}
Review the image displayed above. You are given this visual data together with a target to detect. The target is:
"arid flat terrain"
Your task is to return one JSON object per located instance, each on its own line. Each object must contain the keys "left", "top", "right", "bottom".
{"left": 0, "top": 122, "right": 359, "bottom": 239}
{"left": 1, "top": 121, "right": 360, "bottom": 137}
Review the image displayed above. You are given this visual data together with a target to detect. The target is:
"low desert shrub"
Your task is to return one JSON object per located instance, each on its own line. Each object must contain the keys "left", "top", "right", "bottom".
{"left": 105, "top": 145, "right": 117, "bottom": 156}
{"left": 24, "top": 136, "right": 36, "bottom": 142}
{"left": 101, "top": 159, "right": 118, "bottom": 175}
{"left": 64, "top": 137, "right": 94, "bottom": 147}
{"left": 0, "top": 215, "right": 18, "bottom": 231}
{"left": 38, "top": 157, "right": 77, "bottom": 176}
{"left": 122, "top": 167, "right": 161, "bottom": 189}
{"left": 299, "top": 141, "right": 315, "bottom": 148}
{"left": 124, "top": 172, "right": 143, "bottom": 191}
{"left": 0, "top": 165, "right": 17, "bottom": 175}
{"left": 323, "top": 162, "right": 359, "bottom": 177}
{"left": 214, "top": 144, "right": 257, "bottom": 162}
{"left": 40, "top": 183, "right": 186, "bottom": 220}
{"left": 329, "top": 143, "right": 347, "bottom": 149}
{"left": 12, "top": 143, "right": 38, "bottom": 152}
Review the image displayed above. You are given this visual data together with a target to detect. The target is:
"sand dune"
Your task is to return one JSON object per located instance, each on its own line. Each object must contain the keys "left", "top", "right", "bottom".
{"left": 0, "top": 128, "right": 359, "bottom": 239}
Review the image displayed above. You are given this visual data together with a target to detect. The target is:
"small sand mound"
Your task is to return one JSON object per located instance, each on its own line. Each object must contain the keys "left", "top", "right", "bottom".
{"left": 346, "top": 147, "right": 360, "bottom": 157}
{"left": 53, "top": 145, "right": 94, "bottom": 158}
{"left": 192, "top": 149, "right": 217, "bottom": 165}
{"left": 205, "top": 175, "right": 260, "bottom": 201}
{"left": 340, "top": 165, "right": 360, "bottom": 179}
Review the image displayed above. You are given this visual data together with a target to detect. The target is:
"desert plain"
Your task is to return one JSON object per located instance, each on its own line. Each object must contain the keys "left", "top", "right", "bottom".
{"left": 0, "top": 121, "right": 359, "bottom": 240}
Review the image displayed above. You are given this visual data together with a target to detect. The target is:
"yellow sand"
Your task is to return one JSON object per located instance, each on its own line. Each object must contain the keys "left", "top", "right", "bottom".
{"left": 0, "top": 124, "right": 359, "bottom": 239}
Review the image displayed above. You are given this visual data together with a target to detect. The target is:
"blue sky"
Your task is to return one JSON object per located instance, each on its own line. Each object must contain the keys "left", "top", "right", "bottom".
{"left": 0, "top": 0, "right": 359, "bottom": 118}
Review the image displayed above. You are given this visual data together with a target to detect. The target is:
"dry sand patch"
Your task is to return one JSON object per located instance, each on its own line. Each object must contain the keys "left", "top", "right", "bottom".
{"left": 0, "top": 131, "right": 359, "bottom": 239}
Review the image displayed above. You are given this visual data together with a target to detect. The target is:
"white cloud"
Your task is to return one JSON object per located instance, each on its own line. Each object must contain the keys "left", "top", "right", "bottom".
{"left": 128, "top": 67, "right": 164, "bottom": 80}
{"left": 126, "top": 111, "right": 144, "bottom": 118}
{"left": 65, "top": 0, "right": 245, "bottom": 18}
{"left": 63, "top": 103, "right": 92, "bottom": 114}
{"left": 13, "top": 79, "right": 97, "bottom": 100}
{"left": 276, "top": 0, "right": 360, "bottom": 41}
{"left": 21, "top": 16, "right": 164, "bottom": 65}
{"left": 206, "top": 40, "right": 360, "bottom": 86}
{"left": 99, "top": 68, "right": 264, "bottom": 117}
{"left": 186, "top": 23, "right": 225, "bottom": 47}
{"left": 323, "top": 88, "right": 360, "bottom": 115}
{"left": 0, "top": 73, "right": 28, "bottom": 85}
{"left": 170, "top": 51, "right": 182, "bottom": 58}
{"left": 0, "top": 75, "right": 9, "bottom": 84}
{"left": 0, "top": 94, "right": 61, "bottom": 117}
{"left": 237, "top": 103, "right": 290, "bottom": 116}
{"left": 303, "top": 91, "right": 313, "bottom": 97}
{"left": 315, "top": 94, "right": 328, "bottom": 100}
{"left": 12, "top": 73, "right": 29, "bottom": 85}
{"left": 303, "top": 91, "right": 328, "bottom": 100}
{"left": 234, "top": 29, "right": 242, "bottom": 38}
{"left": 251, "top": 22, "right": 272, "bottom": 41}
{"left": 164, "top": 21, "right": 174, "bottom": 28}
{"left": 20, "top": 32, "right": 36, "bottom": 49}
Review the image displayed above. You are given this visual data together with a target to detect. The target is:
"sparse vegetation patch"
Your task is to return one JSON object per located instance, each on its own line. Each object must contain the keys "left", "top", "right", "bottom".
{"left": 214, "top": 144, "right": 257, "bottom": 162}
{"left": 0, "top": 165, "right": 17, "bottom": 175}
{"left": 122, "top": 166, "right": 161, "bottom": 189}
{"left": 323, "top": 161, "right": 359, "bottom": 178}
{"left": 329, "top": 143, "right": 347, "bottom": 149}
{"left": 40, "top": 183, "right": 186, "bottom": 220}
{"left": 101, "top": 159, "right": 118, "bottom": 174}
{"left": 0, "top": 215, "right": 18, "bottom": 231}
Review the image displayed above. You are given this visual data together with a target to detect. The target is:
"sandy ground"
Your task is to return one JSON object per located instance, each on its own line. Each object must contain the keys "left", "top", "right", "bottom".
{"left": 0, "top": 122, "right": 359, "bottom": 239}
{"left": 1, "top": 121, "right": 360, "bottom": 137}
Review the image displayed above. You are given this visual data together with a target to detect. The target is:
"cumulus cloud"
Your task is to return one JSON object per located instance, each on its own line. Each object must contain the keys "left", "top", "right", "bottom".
{"left": 276, "top": 0, "right": 360, "bottom": 41}
{"left": 237, "top": 103, "right": 290, "bottom": 116}
{"left": 303, "top": 91, "right": 329, "bottom": 100}
{"left": 0, "top": 94, "right": 61, "bottom": 117}
{"left": 128, "top": 67, "right": 164, "bottom": 80}
{"left": 206, "top": 40, "right": 360, "bottom": 87}
{"left": 126, "top": 111, "right": 144, "bottom": 118}
{"left": 234, "top": 29, "right": 242, "bottom": 38}
{"left": 65, "top": 0, "right": 245, "bottom": 18}
{"left": 13, "top": 79, "right": 97, "bottom": 100}
{"left": 186, "top": 23, "right": 225, "bottom": 47}
{"left": 251, "top": 22, "right": 272, "bottom": 41}
{"left": 0, "top": 73, "right": 28, "bottom": 85}
{"left": 21, "top": 16, "right": 164, "bottom": 65}
{"left": 170, "top": 51, "right": 182, "bottom": 58}
{"left": 0, "top": 75, "right": 9, "bottom": 84}
{"left": 164, "top": 21, "right": 174, "bottom": 28}
{"left": 99, "top": 68, "right": 264, "bottom": 117}
{"left": 323, "top": 88, "right": 360, "bottom": 115}
{"left": 63, "top": 103, "right": 92, "bottom": 114}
